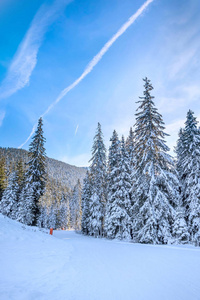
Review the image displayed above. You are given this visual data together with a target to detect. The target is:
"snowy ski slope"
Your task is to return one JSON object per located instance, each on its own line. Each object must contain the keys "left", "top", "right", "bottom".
{"left": 1, "top": 214, "right": 200, "bottom": 300}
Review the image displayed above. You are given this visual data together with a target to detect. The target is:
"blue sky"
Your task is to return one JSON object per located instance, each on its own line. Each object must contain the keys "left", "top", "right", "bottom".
{"left": 0, "top": 0, "right": 200, "bottom": 166}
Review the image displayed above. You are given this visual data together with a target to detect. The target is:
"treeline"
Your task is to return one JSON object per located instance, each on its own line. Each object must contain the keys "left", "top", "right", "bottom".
{"left": 0, "top": 118, "right": 82, "bottom": 229}
{"left": 1, "top": 77, "right": 199, "bottom": 246}
{"left": 81, "top": 77, "right": 200, "bottom": 246}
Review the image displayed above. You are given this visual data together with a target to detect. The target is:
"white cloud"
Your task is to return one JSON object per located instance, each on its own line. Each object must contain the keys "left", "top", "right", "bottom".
{"left": 166, "top": 18, "right": 200, "bottom": 80}
{"left": 169, "top": 48, "right": 197, "bottom": 79}
{"left": 183, "top": 85, "right": 200, "bottom": 101}
{"left": 165, "top": 119, "right": 185, "bottom": 136}
{"left": 157, "top": 84, "right": 200, "bottom": 114}
{"left": 0, "top": 0, "right": 72, "bottom": 100}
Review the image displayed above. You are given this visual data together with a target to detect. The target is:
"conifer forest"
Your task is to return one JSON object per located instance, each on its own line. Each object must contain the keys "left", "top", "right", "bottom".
{"left": 1, "top": 78, "right": 200, "bottom": 246}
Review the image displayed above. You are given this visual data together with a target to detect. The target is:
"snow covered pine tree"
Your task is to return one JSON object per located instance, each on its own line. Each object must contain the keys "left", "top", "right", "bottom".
{"left": 174, "top": 128, "right": 190, "bottom": 244}
{"left": 126, "top": 127, "right": 137, "bottom": 239}
{"left": 176, "top": 110, "right": 200, "bottom": 246}
{"left": 105, "top": 130, "right": 121, "bottom": 238}
{"left": 81, "top": 170, "right": 92, "bottom": 235}
{"left": 0, "top": 171, "right": 19, "bottom": 219}
{"left": 88, "top": 123, "right": 107, "bottom": 237}
{"left": 71, "top": 180, "right": 82, "bottom": 231}
{"left": 133, "top": 77, "right": 178, "bottom": 244}
{"left": 25, "top": 117, "right": 47, "bottom": 226}
{"left": 105, "top": 134, "right": 132, "bottom": 240}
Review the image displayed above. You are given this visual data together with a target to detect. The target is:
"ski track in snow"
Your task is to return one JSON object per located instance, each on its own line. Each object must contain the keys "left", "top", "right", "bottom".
{"left": 1, "top": 214, "right": 200, "bottom": 300}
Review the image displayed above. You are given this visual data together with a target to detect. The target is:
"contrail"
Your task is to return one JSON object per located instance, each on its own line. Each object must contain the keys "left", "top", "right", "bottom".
{"left": 19, "top": 0, "right": 154, "bottom": 148}
{"left": 75, "top": 124, "right": 79, "bottom": 135}
{"left": 0, "top": 0, "right": 72, "bottom": 100}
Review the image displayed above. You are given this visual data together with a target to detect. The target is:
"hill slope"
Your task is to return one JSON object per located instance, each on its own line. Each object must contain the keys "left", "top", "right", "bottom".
{"left": 0, "top": 147, "right": 86, "bottom": 190}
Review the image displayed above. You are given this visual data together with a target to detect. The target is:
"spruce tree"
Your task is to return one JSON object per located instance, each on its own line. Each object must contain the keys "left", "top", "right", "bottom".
{"left": 81, "top": 170, "right": 92, "bottom": 235}
{"left": 105, "top": 135, "right": 131, "bottom": 240}
{"left": 117, "top": 136, "right": 132, "bottom": 239}
{"left": 71, "top": 180, "right": 82, "bottom": 231}
{"left": 173, "top": 199, "right": 189, "bottom": 244}
{"left": 126, "top": 127, "right": 137, "bottom": 239}
{"left": 26, "top": 117, "right": 46, "bottom": 225}
{"left": 48, "top": 203, "right": 57, "bottom": 229}
{"left": 126, "top": 127, "right": 135, "bottom": 169}
{"left": 175, "top": 128, "right": 185, "bottom": 184}
{"left": 17, "top": 183, "right": 35, "bottom": 225}
{"left": 133, "top": 77, "right": 178, "bottom": 244}
{"left": 89, "top": 123, "right": 107, "bottom": 237}
{"left": 105, "top": 130, "right": 120, "bottom": 238}
{"left": 0, "top": 171, "right": 19, "bottom": 219}
{"left": 178, "top": 110, "right": 200, "bottom": 245}
{"left": 37, "top": 204, "right": 49, "bottom": 228}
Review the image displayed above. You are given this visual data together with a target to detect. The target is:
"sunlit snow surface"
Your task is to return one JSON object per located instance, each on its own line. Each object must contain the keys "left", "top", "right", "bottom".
{"left": 1, "top": 214, "right": 200, "bottom": 300}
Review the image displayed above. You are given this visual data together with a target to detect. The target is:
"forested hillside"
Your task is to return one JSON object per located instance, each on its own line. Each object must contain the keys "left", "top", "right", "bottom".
{"left": 0, "top": 147, "right": 86, "bottom": 190}
{"left": 0, "top": 146, "right": 86, "bottom": 229}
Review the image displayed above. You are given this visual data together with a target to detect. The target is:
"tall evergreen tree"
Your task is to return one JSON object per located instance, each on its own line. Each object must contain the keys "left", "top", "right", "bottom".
{"left": 175, "top": 128, "right": 185, "bottom": 184}
{"left": 177, "top": 110, "right": 200, "bottom": 245}
{"left": 126, "top": 127, "right": 135, "bottom": 169}
{"left": 37, "top": 204, "right": 49, "bottom": 229}
{"left": 17, "top": 183, "right": 35, "bottom": 225}
{"left": 25, "top": 117, "right": 47, "bottom": 225}
{"left": 0, "top": 171, "right": 19, "bottom": 219}
{"left": 173, "top": 199, "right": 189, "bottom": 244}
{"left": 89, "top": 123, "right": 107, "bottom": 237}
{"left": 71, "top": 180, "right": 82, "bottom": 230}
{"left": 48, "top": 203, "right": 57, "bottom": 229}
{"left": 174, "top": 127, "right": 190, "bottom": 244}
{"left": 105, "top": 135, "right": 132, "bottom": 240}
{"left": 105, "top": 130, "right": 120, "bottom": 238}
{"left": 81, "top": 171, "right": 92, "bottom": 235}
{"left": 126, "top": 127, "right": 137, "bottom": 239}
{"left": 133, "top": 77, "right": 178, "bottom": 244}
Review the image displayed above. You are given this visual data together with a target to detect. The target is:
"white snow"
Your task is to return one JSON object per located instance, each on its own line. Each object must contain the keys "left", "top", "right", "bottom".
{"left": 1, "top": 213, "right": 200, "bottom": 300}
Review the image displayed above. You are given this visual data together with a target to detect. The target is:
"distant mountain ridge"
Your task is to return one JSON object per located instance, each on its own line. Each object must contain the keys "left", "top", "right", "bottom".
{"left": 0, "top": 147, "right": 86, "bottom": 191}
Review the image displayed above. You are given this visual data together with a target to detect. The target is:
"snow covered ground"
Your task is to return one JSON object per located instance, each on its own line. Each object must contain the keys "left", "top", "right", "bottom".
{"left": 1, "top": 214, "right": 200, "bottom": 300}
